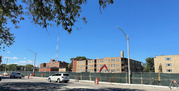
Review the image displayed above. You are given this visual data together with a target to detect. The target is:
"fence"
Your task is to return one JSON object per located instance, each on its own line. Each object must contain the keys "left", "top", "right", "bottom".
{"left": 1, "top": 71, "right": 179, "bottom": 86}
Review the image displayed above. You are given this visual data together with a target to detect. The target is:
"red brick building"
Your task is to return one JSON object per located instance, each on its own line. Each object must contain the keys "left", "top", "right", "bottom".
{"left": 39, "top": 59, "right": 69, "bottom": 72}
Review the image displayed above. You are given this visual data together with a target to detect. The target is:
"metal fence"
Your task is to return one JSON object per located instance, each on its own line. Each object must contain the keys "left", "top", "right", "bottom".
{"left": 1, "top": 71, "right": 178, "bottom": 86}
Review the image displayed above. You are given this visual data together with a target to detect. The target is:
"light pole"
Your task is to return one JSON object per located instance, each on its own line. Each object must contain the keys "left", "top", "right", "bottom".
{"left": 117, "top": 26, "right": 131, "bottom": 84}
{"left": 27, "top": 49, "right": 37, "bottom": 74}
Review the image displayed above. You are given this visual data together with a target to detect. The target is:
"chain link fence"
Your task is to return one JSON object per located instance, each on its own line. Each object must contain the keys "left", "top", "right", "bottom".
{"left": 1, "top": 71, "right": 178, "bottom": 86}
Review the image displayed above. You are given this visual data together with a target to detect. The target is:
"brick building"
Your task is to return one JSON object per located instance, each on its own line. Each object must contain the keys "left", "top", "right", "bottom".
{"left": 39, "top": 59, "right": 69, "bottom": 72}
{"left": 72, "top": 51, "right": 142, "bottom": 73}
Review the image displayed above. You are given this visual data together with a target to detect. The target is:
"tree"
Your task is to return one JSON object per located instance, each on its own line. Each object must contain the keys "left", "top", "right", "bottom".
{"left": 0, "top": 0, "right": 113, "bottom": 50}
{"left": 8, "top": 64, "right": 18, "bottom": 71}
{"left": 25, "top": 64, "right": 34, "bottom": 71}
{"left": 68, "top": 56, "right": 89, "bottom": 71}
{"left": 143, "top": 57, "right": 154, "bottom": 72}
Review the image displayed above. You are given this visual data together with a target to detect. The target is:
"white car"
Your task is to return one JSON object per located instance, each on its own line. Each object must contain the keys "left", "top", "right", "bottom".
{"left": 48, "top": 73, "right": 69, "bottom": 83}
{"left": 10, "top": 72, "right": 22, "bottom": 79}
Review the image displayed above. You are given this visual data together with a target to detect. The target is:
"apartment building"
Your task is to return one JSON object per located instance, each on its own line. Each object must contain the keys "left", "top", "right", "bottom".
{"left": 154, "top": 55, "right": 179, "bottom": 73}
{"left": 72, "top": 51, "right": 142, "bottom": 73}
{"left": 39, "top": 59, "right": 69, "bottom": 72}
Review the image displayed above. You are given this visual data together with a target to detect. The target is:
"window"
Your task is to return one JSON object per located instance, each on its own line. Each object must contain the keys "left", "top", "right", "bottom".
{"left": 166, "top": 63, "right": 172, "bottom": 66}
{"left": 111, "top": 64, "right": 115, "bottom": 67}
{"left": 116, "top": 59, "right": 119, "bottom": 62}
{"left": 80, "top": 69, "right": 82, "bottom": 72}
{"left": 80, "top": 61, "right": 83, "bottom": 64}
{"left": 100, "top": 60, "right": 103, "bottom": 63}
{"left": 88, "top": 69, "right": 91, "bottom": 72}
{"left": 166, "top": 69, "right": 172, "bottom": 72}
{"left": 88, "top": 65, "right": 91, "bottom": 67}
{"left": 111, "top": 59, "right": 115, "bottom": 63}
{"left": 117, "top": 69, "right": 120, "bottom": 71}
{"left": 165, "top": 57, "right": 171, "bottom": 61}
{"left": 89, "top": 61, "right": 91, "bottom": 63}
{"left": 92, "top": 69, "right": 93, "bottom": 71}
{"left": 80, "top": 65, "right": 82, "bottom": 68}
{"left": 108, "top": 59, "right": 110, "bottom": 62}
{"left": 100, "top": 65, "right": 103, "bottom": 67}
{"left": 116, "top": 64, "right": 119, "bottom": 67}
{"left": 111, "top": 69, "right": 115, "bottom": 72}
{"left": 105, "top": 60, "right": 107, "bottom": 63}
{"left": 92, "top": 65, "right": 93, "bottom": 67}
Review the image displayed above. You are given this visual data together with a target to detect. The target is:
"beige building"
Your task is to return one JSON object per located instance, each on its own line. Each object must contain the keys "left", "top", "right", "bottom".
{"left": 154, "top": 55, "right": 179, "bottom": 73}
{"left": 73, "top": 51, "right": 142, "bottom": 73}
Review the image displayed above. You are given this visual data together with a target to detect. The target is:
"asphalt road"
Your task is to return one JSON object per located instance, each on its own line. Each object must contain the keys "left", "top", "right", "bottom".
{"left": 0, "top": 76, "right": 178, "bottom": 91}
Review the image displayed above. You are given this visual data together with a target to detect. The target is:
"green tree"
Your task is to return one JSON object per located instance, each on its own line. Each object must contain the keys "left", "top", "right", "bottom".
{"left": 143, "top": 57, "right": 154, "bottom": 72}
{"left": 0, "top": 0, "right": 113, "bottom": 50}
{"left": 25, "top": 64, "right": 34, "bottom": 71}
{"left": 7, "top": 64, "right": 18, "bottom": 71}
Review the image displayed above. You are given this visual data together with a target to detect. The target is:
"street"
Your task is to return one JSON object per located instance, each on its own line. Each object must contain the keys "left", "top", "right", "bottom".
{"left": 0, "top": 76, "right": 178, "bottom": 91}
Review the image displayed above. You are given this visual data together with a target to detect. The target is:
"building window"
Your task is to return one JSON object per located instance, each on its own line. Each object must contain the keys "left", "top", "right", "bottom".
{"left": 116, "top": 64, "right": 119, "bottom": 67}
{"left": 88, "top": 69, "right": 91, "bottom": 72}
{"left": 100, "top": 65, "right": 103, "bottom": 67}
{"left": 116, "top": 59, "right": 119, "bottom": 62}
{"left": 166, "top": 69, "right": 172, "bottom": 72}
{"left": 100, "top": 60, "right": 103, "bottom": 63}
{"left": 92, "top": 69, "right": 93, "bottom": 71}
{"left": 166, "top": 63, "right": 172, "bottom": 66}
{"left": 80, "top": 61, "right": 83, "bottom": 64}
{"left": 88, "top": 65, "right": 91, "bottom": 67}
{"left": 165, "top": 57, "right": 171, "bottom": 61}
{"left": 117, "top": 69, "right": 120, "bottom": 71}
{"left": 89, "top": 61, "right": 91, "bottom": 63}
{"left": 111, "top": 59, "right": 115, "bottom": 63}
{"left": 111, "top": 69, "right": 115, "bottom": 72}
{"left": 80, "top": 65, "right": 82, "bottom": 68}
{"left": 105, "top": 60, "right": 107, "bottom": 63}
{"left": 108, "top": 59, "right": 110, "bottom": 62}
{"left": 111, "top": 64, "right": 115, "bottom": 67}
{"left": 92, "top": 65, "right": 93, "bottom": 67}
{"left": 80, "top": 69, "right": 82, "bottom": 72}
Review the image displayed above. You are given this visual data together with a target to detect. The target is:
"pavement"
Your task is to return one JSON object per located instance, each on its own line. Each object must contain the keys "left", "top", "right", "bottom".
{"left": 0, "top": 76, "right": 178, "bottom": 91}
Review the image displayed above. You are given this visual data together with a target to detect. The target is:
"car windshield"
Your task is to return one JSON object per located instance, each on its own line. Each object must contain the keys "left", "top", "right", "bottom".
{"left": 63, "top": 74, "right": 69, "bottom": 76}
{"left": 17, "top": 73, "right": 21, "bottom": 75}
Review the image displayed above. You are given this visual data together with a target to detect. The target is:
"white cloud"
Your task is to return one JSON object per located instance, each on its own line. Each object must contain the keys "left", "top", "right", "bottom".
{"left": 7, "top": 51, "right": 11, "bottom": 54}
{"left": 3, "top": 57, "right": 18, "bottom": 60}
{"left": 19, "top": 60, "right": 33, "bottom": 64}
{"left": 13, "top": 63, "right": 19, "bottom": 64}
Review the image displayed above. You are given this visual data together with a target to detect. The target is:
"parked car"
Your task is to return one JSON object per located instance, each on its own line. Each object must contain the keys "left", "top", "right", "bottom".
{"left": 10, "top": 72, "right": 22, "bottom": 79}
{"left": 48, "top": 73, "right": 69, "bottom": 83}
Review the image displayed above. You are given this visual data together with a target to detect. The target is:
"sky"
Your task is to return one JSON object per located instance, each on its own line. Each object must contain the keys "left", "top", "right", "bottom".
{"left": 1, "top": 0, "right": 179, "bottom": 66}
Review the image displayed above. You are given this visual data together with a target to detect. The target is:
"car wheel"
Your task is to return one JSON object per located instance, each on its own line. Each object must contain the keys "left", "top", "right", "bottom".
{"left": 48, "top": 78, "right": 51, "bottom": 82}
{"left": 57, "top": 79, "right": 60, "bottom": 83}
{"left": 65, "top": 81, "right": 68, "bottom": 83}
{"left": 19, "top": 77, "right": 21, "bottom": 79}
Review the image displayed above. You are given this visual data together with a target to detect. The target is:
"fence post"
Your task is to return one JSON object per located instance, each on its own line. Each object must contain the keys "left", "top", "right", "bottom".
{"left": 126, "top": 72, "right": 127, "bottom": 83}
{"left": 89, "top": 74, "right": 91, "bottom": 81}
{"left": 141, "top": 72, "right": 143, "bottom": 84}
{"left": 80, "top": 73, "right": 82, "bottom": 80}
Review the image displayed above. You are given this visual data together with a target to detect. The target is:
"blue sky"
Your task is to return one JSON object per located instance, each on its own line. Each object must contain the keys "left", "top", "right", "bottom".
{"left": 1, "top": 0, "right": 179, "bottom": 66}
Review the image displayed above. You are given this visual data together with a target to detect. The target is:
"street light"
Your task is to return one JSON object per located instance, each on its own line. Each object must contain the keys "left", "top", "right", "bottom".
{"left": 27, "top": 49, "right": 37, "bottom": 74}
{"left": 117, "top": 26, "right": 131, "bottom": 84}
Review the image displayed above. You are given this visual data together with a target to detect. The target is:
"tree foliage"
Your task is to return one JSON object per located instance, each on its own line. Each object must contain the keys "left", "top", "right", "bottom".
{"left": 143, "top": 57, "right": 154, "bottom": 72}
{"left": 0, "top": 0, "right": 113, "bottom": 50}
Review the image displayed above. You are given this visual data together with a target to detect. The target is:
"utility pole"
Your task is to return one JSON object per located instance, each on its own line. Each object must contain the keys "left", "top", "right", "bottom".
{"left": 27, "top": 49, "right": 37, "bottom": 74}
{"left": 117, "top": 26, "right": 131, "bottom": 84}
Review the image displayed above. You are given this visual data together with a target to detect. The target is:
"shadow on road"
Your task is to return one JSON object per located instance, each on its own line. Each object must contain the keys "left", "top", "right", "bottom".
{"left": 66, "top": 88, "right": 144, "bottom": 91}
{"left": 0, "top": 82, "right": 67, "bottom": 91}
